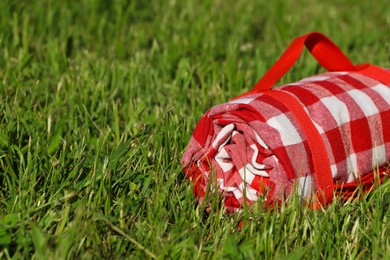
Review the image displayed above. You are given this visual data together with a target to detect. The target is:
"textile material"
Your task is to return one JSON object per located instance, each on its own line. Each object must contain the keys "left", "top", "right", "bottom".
{"left": 181, "top": 71, "right": 390, "bottom": 212}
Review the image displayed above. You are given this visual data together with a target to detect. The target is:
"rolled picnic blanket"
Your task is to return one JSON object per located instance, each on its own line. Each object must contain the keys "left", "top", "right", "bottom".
{"left": 182, "top": 32, "right": 390, "bottom": 212}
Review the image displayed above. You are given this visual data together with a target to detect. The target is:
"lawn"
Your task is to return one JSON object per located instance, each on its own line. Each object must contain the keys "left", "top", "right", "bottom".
{"left": 0, "top": 0, "right": 389, "bottom": 258}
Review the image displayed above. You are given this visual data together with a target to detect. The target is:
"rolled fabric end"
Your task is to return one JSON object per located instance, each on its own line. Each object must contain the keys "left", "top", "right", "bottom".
{"left": 181, "top": 104, "right": 306, "bottom": 212}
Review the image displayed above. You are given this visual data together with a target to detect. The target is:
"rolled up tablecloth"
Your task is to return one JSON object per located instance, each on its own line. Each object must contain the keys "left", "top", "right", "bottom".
{"left": 181, "top": 32, "right": 390, "bottom": 212}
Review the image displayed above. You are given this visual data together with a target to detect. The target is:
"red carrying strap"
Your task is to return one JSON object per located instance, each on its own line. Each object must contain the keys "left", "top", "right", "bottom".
{"left": 252, "top": 32, "right": 361, "bottom": 206}
{"left": 260, "top": 90, "right": 334, "bottom": 206}
{"left": 237, "top": 32, "right": 389, "bottom": 207}
{"left": 253, "top": 32, "right": 359, "bottom": 92}
{"left": 243, "top": 32, "right": 365, "bottom": 207}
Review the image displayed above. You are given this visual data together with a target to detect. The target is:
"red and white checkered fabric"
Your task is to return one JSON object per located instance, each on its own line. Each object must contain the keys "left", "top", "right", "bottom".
{"left": 182, "top": 71, "right": 390, "bottom": 212}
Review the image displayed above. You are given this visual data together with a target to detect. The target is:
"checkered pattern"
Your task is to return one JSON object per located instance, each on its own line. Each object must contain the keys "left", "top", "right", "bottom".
{"left": 182, "top": 71, "right": 390, "bottom": 212}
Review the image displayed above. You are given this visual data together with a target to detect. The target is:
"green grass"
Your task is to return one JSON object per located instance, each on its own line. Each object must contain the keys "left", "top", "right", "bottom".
{"left": 0, "top": 0, "right": 389, "bottom": 258}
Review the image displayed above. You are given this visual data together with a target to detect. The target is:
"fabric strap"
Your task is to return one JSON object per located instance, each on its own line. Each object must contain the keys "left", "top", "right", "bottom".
{"left": 240, "top": 32, "right": 389, "bottom": 207}
{"left": 253, "top": 32, "right": 359, "bottom": 92}
{"left": 260, "top": 90, "right": 334, "bottom": 205}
